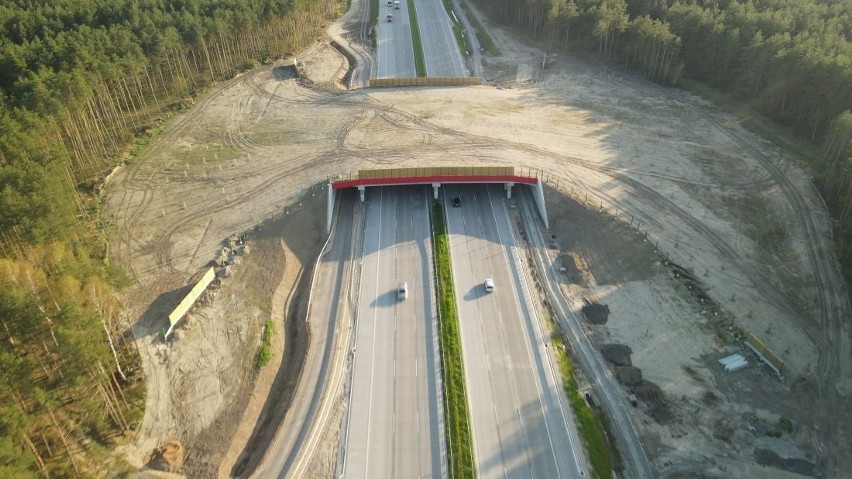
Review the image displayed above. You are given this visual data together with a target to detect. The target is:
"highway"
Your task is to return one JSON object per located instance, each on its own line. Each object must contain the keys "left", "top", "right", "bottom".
{"left": 375, "top": 0, "right": 467, "bottom": 77}
{"left": 376, "top": 0, "right": 416, "bottom": 77}
{"left": 416, "top": 0, "right": 466, "bottom": 76}
{"left": 444, "top": 184, "right": 586, "bottom": 479}
{"left": 342, "top": 186, "right": 445, "bottom": 478}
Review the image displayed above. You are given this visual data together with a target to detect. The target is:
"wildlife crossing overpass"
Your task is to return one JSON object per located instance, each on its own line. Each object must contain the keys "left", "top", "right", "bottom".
{"left": 326, "top": 166, "right": 549, "bottom": 232}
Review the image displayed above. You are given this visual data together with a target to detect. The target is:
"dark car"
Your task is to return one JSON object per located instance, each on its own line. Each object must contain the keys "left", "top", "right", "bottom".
{"left": 452, "top": 197, "right": 461, "bottom": 207}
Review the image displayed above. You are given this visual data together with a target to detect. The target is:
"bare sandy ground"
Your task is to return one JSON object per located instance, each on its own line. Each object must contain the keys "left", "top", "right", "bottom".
{"left": 107, "top": 7, "right": 850, "bottom": 478}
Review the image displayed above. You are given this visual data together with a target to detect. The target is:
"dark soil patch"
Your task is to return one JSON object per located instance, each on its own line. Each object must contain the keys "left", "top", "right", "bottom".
{"left": 755, "top": 448, "right": 818, "bottom": 477}
{"left": 635, "top": 380, "right": 672, "bottom": 423}
{"left": 557, "top": 252, "right": 587, "bottom": 285}
{"left": 273, "top": 65, "right": 298, "bottom": 80}
{"left": 600, "top": 343, "right": 632, "bottom": 366}
{"left": 700, "top": 390, "right": 721, "bottom": 406}
{"left": 582, "top": 301, "right": 610, "bottom": 324}
{"left": 614, "top": 366, "right": 642, "bottom": 386}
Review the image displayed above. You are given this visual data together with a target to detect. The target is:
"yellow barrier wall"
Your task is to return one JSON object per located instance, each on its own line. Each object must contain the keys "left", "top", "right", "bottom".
{"left": 357, "top": 166, "right": 515, "bottom": 179}
{"left": 165, "top": 267, "right": 216, "bottom": 339}
{"left": 746, "top": 332, "right": 785, "bottom": 373}
{"left": 369, "top": 77, "right": 481, "bottom": 88}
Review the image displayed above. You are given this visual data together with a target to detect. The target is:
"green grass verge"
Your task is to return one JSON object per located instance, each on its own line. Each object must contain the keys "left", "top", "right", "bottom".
{"left": 407, "top": 0, "right": 427, "bottom": 76}
{"left": 255, "top": 319, "right": 275, "bottom": 369}
{"left": 432, "top": 202, "right": 476, "bottom": 477}
{"left": 459, "top": 0, "right": 498, "bottom": 55}
{"left": 370, "top": 0, "right": 379, "bottom": 48}
{"left": 439, "top": 0, "right": 468, "bottom": 59}
{"left": 543, "top": 312, "right": 618, "bottom": 478}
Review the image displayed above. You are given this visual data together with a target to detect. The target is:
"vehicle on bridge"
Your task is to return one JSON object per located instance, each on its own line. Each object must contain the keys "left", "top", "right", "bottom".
{"left": 386, "top": 13, "right": 393, "bottom": 22}
{"left": 394, "top": 0, "right": 400, "bottom": 9}
{"left": 397, "top": 282, "right": 408, "bottom": 300}
{"left": 484, "top": 278, "right": 494, "bottom": 293}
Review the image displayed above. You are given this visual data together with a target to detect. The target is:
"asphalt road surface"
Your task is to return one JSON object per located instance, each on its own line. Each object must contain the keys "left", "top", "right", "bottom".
{"left": 445, "top": 184, "right": 585, "bottom": 479}
{"left": 376, "top": 0, "right": 416, "bottom": 77}
{"left": 342, "top": 186, "right": 445, "bottom": 478}
{"left": 376, "top": 0, "right": 467, "bottom": 77}
{"left": 416, "top": 0, "right": 466, "bottom": 76}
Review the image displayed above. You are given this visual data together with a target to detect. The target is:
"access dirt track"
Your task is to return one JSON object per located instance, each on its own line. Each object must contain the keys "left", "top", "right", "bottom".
{"left": 107, "top": 9, "right": 851, "bottom": 478}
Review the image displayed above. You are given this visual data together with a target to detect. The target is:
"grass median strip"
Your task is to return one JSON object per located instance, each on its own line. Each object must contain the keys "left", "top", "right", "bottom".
{"left": 432, "top": 201, "right": 475, "bottom": 477}
{"left": 543, "top": 310, "right": 618, "bottom": 478}
{"left": 407, "top": 0, "right": 427, "bottom": 76}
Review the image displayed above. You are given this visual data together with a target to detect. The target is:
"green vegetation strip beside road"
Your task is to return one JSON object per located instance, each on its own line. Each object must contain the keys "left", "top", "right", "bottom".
{"left": 407, "top": 0, "right": 427, "bottom": 76}
{"left": 255, "top": 320, "right": 275, "bottom": 369}
{"left": 459, "top": 1, "right": 498, "bottom": 55}
{"left": 432, "top": 202, "right": 476, "bottom": 477}
{"left": 439, "top": 0, "right": 468, "bottom": 59}
{"left": 543, "top": 312, "right": 617, "bottom": 478}
{"left": 370, "top": 0, "right": 379, "bottom": 47}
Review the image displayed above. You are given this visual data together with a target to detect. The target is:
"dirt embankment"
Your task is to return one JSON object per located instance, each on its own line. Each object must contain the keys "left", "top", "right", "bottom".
{"left": 109, "top": 43, "right": 341, "bottom": 477}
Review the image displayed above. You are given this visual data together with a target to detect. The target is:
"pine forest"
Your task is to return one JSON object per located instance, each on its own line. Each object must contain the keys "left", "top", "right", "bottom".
{"left": 0, "top": 0, "right": 340, "bottom": 476}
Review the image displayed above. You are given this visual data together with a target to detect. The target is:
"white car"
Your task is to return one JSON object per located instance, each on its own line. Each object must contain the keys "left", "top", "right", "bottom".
{"left": 397, "top": 282, "right": 408, "bottom": 300}
{"left": 484, "top": 278, "right": 494, "bottom": 293}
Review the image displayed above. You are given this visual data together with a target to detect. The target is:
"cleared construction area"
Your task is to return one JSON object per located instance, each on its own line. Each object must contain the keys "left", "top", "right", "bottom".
{"left": 109, "top": 4, "right": 851, "bottom": 478}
